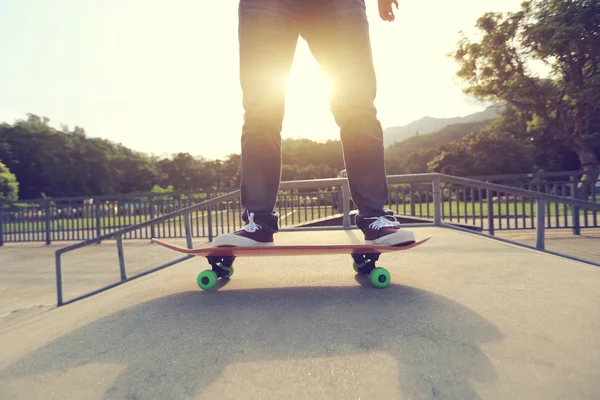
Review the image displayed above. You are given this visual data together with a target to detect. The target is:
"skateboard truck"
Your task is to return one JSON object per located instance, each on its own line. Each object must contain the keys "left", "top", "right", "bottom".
{"left": 350, "top": 252, "right": 391, "bottom": 287}
{"left": 351, "top": 252, "right": 381, "bottom": 275}
{"left": 206, "top": 256, "right": 235, "bottom": 279}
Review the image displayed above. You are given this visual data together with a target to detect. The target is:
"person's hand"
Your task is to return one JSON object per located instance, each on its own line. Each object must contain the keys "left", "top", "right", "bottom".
{"left": 378, "top": 0, "right": 399, "bottom": 21}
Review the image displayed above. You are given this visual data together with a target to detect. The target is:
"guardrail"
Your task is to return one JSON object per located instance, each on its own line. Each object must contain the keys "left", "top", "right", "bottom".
{"left": 390, "top": 174, "right": 598, "bottom": 234}
{"left": 52, "top": 173, "right": 600, "bottom": 307}
{"left": 468, "top": 168, "right": 600, "bottom": 183}
{"left": 0, "top": 188, "right": 236, "bottom": 245}
{"left": 3, "top": 169, "right": 598, "bottom": 245}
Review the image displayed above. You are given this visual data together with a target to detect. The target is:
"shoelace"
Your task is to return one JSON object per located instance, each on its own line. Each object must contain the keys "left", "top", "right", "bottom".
{"left": 365, "top": 216, "right": 400, "bottom": 230}
{"left": 235, "top": 212, "right": 262, "bottom": 232}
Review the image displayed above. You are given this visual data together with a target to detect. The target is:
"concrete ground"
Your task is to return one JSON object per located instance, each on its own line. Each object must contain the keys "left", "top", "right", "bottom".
{"left": 0, "top": 237, "right": 212, "bottom": 326}
{"left": 496, "top": 228, "right": 600, "bottom": 265}
{"left": 1, "top": 227, "right": 599, "bottom": 399}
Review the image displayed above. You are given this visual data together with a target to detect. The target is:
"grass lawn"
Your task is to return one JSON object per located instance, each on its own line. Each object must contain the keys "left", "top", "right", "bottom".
{"left": 389, "top": 198, "right": 600, "bottom": 219}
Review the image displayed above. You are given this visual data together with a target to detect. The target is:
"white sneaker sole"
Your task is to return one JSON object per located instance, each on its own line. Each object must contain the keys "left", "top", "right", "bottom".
{"left": 214, "top": 234, "right": 274, "bottom": 247}
{"left": 364, "top": 230, "right": 416, "bottom": 246}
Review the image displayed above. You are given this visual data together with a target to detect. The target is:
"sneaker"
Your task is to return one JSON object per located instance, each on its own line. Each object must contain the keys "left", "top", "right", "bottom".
{"left": 214, "top": 212, "right": 274, "bottom": 247}
{"left": 361, "top": 216, "right": 415, "bottom": 246}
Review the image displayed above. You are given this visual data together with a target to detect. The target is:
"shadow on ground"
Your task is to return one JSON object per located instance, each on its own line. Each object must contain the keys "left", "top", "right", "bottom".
{"left": 0, "top": 282, "right": 503, "bottom": 399}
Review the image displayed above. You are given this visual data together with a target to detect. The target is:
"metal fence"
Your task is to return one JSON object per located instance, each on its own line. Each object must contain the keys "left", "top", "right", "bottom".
{"left": 1, "top": 169, "right": 599, "bottom": 246}
{"left": 52, "top": 172, "right": 600, "bottom": 307}
{"left": 392, "top": 177, "right": 599, "bottom": 233}
{"left": 0, "top": 188, "right": 235, "bottom": 245}
{"left": 0, "top": 186, "right": 351, "bottom": 245}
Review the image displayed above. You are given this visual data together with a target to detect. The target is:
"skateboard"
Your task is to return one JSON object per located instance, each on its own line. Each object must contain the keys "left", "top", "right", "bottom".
{"left": 151, "top": 236, "right": 431, "bottom": 290}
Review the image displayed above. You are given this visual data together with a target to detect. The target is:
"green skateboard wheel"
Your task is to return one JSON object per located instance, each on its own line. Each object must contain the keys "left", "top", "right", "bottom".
{"left": 215, "top": 263, "right": 234, "bottom": 279}
{"left": 197, "top": 270, "right": 218, "bottom": 290}
{"left": 353, "top": 259, "right": 371, "bottom": 274}
{"left": 223, "top": 265, "right": 234, "bottom": 279}
{"left": 370, "top": 267, "right": 390, "bottom": 288}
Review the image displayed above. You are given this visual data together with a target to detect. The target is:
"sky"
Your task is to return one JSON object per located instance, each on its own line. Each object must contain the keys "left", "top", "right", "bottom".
{"left": 0, "top": 0, "right": 525, "bottom": 160}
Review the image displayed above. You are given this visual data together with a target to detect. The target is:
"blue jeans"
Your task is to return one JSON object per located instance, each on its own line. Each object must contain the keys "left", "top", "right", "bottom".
{"left": 238, "top": 0, "right": 393, "bottom": 233}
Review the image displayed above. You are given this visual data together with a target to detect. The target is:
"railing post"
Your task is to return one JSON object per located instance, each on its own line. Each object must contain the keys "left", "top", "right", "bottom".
{"left": 342, "top": 182, "right": 351, "bottom": 229}
{"left": 184, "top": 212, "right": 193, "bottom": 249}
{"left": 95, "top": 202, "right": 102, "bottom": 242}
{"left": 45, "top": 199, "right": 52, "bottom": 245}
{"left": 572, "top": 204, "right": 581, "bottom": 236}
{"left": 433, "top": 176, "right": 442, "bottom": 226}
{"left": 207, "top": 207, "right": 213, "bottom": 242}
{"left": 409, "top": 183, "right": 416, "bottom": 216}
{"left": 0, "top": 205, "right": 4, "bottom": 247}
{"left": 487, "top": 188, "right": 495, "bottom": 235}
{"left": 536, "top": 199, "right": 546, "bottom": 250}
{"left": 116, "top": 234, "right": 127, "bottom": 282}
{"left": 570, "top": 175, "right": 581, "bottom": 235}
{"left": 150, "top": 196, "right": 155, "bottom": 239}
{"left": 55, "top": 251, "right": 63, "bottom": 306}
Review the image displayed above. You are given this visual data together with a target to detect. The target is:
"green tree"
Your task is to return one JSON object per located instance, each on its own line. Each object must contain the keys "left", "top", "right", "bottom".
{"left": 403, "top": 149, "right": 438, "bottom": 174}
{"left": 452, "top": 0, "right": 600, "bottom": 192}
{"left": 282, "top": 138, "right": 345, "bottom": 172}
{"left": 220, "top": 154, "right": 242, "bottom": 188}
{"left": 384, "top": 119, "right": 494, "bottom": 175}
{"left": 428, "top": 130, "right": 535, "bottom": 176}
{"left": 157, "top": 153, "right": 202, "bottom": 191}
{"left": 0, "top": 160, "right": 19, "bottom": 201}
{"left": 0, "top": 114, "right": 158, "bottom": 198}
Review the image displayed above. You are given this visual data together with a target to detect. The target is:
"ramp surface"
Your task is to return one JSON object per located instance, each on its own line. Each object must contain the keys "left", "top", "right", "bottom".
{"left": 1, "top": 227, "right": 599, "bottom": 399}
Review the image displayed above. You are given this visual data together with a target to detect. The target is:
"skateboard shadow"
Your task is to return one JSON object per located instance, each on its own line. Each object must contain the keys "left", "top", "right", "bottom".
{"left": 0, "top": 284, "right": 503, "bottom": 399}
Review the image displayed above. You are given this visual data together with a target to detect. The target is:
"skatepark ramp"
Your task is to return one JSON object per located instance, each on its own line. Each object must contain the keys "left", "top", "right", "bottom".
{"left": 53, "top": 173, "right": 600, "bottom": 307}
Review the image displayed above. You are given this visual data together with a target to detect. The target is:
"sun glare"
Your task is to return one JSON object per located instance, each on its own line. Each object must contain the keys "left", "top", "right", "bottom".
{"left": 285, "top": 47, "right": 332, "bottom": 104}
{"left": 282, "top": 40, "right": 338, "bottom": 139}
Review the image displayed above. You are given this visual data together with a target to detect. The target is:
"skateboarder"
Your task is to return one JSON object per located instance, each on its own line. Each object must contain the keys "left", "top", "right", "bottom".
{"left": 216, "top": 0, "right": 415, "bottom": 247}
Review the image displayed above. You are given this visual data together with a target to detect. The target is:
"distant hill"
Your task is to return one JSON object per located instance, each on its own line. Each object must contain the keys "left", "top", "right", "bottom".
{"left": 385, "top": 119, "right": 495, "bottom": 158}
{"left": 383, "top": 105, "right": 503, "bottom": 147}
{"left": 384, "top": 119, "right": 496, "bottom": 174}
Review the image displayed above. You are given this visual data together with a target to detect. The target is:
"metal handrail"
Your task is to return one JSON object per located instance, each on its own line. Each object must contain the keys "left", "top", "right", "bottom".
{"left": 56, "top": 173, "right": 600, "bottom": 256}
{"left": 53, "top": 172, "right": 600, "bottom": 307}
{"left": 383, "top": 173, "right": 600, "bottom": 210}
{"left": 440, "top": 175, "right": 600, "bottom": 211}
{"left": 55, "top": 189, "right": 240, "bottom": 255}
{"left": 466, "top": 168, "right": 600, "bottom": 182}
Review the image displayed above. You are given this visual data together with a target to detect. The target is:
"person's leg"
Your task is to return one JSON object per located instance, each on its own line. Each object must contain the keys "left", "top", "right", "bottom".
{"left": 301, "top": 0, "right": 414, "bottom": 245}
{"left": 216, "top": 0, "right": 300, "bottom": 246}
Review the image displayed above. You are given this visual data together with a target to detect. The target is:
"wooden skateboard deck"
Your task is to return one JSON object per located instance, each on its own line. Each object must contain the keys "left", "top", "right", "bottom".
{"left": 151, "top": 235, "right": 432, "bottom": 290}
{"left": 150, "top": 236, "right": 431, "bottom": 257}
